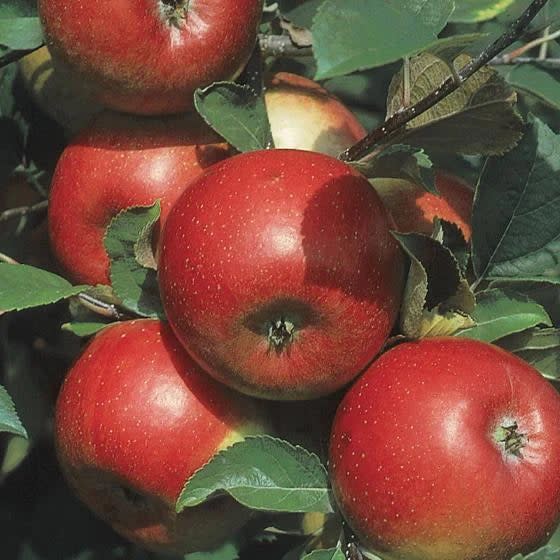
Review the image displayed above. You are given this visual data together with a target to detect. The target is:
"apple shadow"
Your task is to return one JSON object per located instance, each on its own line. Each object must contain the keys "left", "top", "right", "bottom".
{"left": 300, "top": 176, "right": 398, "bottom": 301}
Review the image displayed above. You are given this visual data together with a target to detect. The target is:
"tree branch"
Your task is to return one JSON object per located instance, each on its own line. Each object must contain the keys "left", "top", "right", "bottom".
{"left": 489, "top": 55, "right": 560, "bottom": 66}
{"left": 258, "top": 33, "right": 313, "bottom": 58}
{"left": 0, "top": 200, "right": 48, "bottom": 223}
{"left": 76, "top": 293, "right": 130, "bottom": 321}
{"left": 339, "top": 0, "right": 551, "bottom": 163}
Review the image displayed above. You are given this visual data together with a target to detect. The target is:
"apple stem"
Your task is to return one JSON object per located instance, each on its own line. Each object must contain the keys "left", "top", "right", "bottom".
{"left": 159, "top": 0, "right": 190, "bottom": 28}
{"left": 267, "top": 318, "right": 295, "bottom": 353}
{"left": 496, "top": 422, "right": 527, "bottom": 457}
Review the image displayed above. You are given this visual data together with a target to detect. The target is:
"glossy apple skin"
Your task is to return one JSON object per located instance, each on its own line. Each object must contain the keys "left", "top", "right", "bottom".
{"left": 330, "top": 337, "right": 560, "bottom": 560}
{"left": 48, "top": 112, "right": 231, "bottom": 285}
{"left": 38, "top": 0, "right": 263, "bottom": 115}
{"left": 55, "top": 319, "right": 267, "bottom": 554}
{"left": 158, "top": 149, "right": 405, "bottom": 400}
{"left": 371, "top": 172, "right": 474, "bottom": 240}
{"left": 265, "top": 72, "right": 366, "bottom": 157}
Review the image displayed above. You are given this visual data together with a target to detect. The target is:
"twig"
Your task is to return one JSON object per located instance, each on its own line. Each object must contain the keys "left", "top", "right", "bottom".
{"left": 77, "top": 293, "right": 128, "bottom": 321}
{"left": 0, "top": 252, "right": 18, "bottom": 264}
{"left": 539, "top": 27, "right": 552, "bottom": 58}
{"left": 501, "top": 27, "right": 560, "bottom": 62}
{"left": 339, "top": 0, "right": 550, "bottom": 163}
{"left": 0, "top": 200, "right": 48, "bottom": 223}
{"left": 489, "top": 55, "right": 560, "bottom": 65}
{"left": 258, "top": 33, "right": 313, "bottom": 58}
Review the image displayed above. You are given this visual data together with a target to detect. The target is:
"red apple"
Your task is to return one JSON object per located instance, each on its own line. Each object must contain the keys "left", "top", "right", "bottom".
{"left": 158, "top": 149, "right": 405, "bottom": 400}
{"left": 370, "top": 171, "right": 474, "bottom": 240}
{"left": 48, "top": 111, "right": 231, "bottom": 286}
{"left": 55, "top": 319, "right": 268, "bottom": 554}
{"left": 37, "top": 0, "right": 264, "bottom": 115}
{"left": 329, "top": 337, "right": 560, "bottom": 560}
{"left": 264, "top": 72, "right": 367, "bottom": 157}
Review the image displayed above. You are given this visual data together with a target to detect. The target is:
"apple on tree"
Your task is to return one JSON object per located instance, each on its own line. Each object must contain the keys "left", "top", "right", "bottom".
{"left": 371, "top": 172, "right": 474, "bottom": 240}
{"left": 264, "top": 72, "right": 367, "bottom": 156}
{"left": 55, "top": 319, "right": 269, "bottom": 555}
{"left": 48, "top": 111, "right": 231, "bottom": 286}
{"left": 19, "top": 46, "right": 103, "bottom": 136}
{"left": 37, "top": 0, "right": 264, "bottom": 115}
{"left": 329, "top": 337, "right": 560, "bottom": 560}
{"left": 158, "top": 148, "right": 405, "bottom": 400}
{"left": 262, "top": 73, "right": 473, "bottom": 238}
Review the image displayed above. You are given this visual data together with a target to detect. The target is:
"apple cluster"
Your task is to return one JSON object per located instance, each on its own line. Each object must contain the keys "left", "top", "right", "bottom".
{"left": 31, "top": 2, "right": 560, "bottom": 560}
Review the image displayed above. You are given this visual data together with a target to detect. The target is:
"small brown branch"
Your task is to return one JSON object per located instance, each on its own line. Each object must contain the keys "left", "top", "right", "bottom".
{"left": 258, "top": 33, "right": 313, "bottom": 58}
{"left": 489, "top": 55, "right": 560, "bottom": 66}
{"left": 339, "top": 0, "right": 550, "bottom": 163}
{"left": 77, "top": 293, "right": 128, "bottom": 321}
{"left": 500, "top": 27, "right": 560, "bottom": 61}
{"left": 0, "top": 200, "right": 48, "bottom": 223}
{"left": 0, "top": 252, "right": 18, "bottom": 264}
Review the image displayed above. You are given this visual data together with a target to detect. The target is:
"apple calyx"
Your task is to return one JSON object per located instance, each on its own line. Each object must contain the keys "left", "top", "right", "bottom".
{"left": 495, "top": 422, "right": 527, "bottom": 457}
{"left": 158, "top": 0, "right": 190, "bottom": 29}
{"left": 267, "top": 318, "right": 295, "bottom": 353}
{"left": 115, "top": 483, "right": 148, "bottom": 508}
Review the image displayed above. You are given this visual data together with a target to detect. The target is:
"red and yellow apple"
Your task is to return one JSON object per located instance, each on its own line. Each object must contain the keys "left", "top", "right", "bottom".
{"left": 330, "top": 337, "right": 560, "bottom": 560}
{"left": 19, "top": 45, "right": 103, "bottom": 136}
{"left": 370, "top": 172, "right": 474, "bottom": 240}
{"left": 38, "top": 0, "right": 264, "bottom": 115}
{"left": 158, "top": 149, "right": 405, "bottom": 400}
{"left": 48, "top": 111, "right": 231, "bottom": 285}
{"left": 264, "top": 72, "right": 366, "bottom": 157}
{"left": 55, "top": 319, "right": 268, "bottom": 554}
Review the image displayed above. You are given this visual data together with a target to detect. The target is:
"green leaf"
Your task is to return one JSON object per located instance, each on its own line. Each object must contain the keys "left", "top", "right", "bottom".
{"left": 302, "top": 546, "right": 346, "bottom": 560}
{"left": 427, "top": 33, "right": 487, "bottom": 64}
{"left": 312, "top": 0, "right": 454, "bottom": 80}
{"left": 0, "top": 384, "right": 27, "bottom": 438}
{"left": 472, "top": 115, "right": 560, "bottom": 284}
{"left": 354, "top": 144, "right": 436, "bottom": 194}
{"left": 0, "top": 16, "right": 42, "bottom": 50}
{"left": 456, "top": 288, "right": 552, "bottom": 342}
{"left": 512, "top": 545, "right": 560, "bottom": 559}
{"left": 62, "top": 321, "right": 111, "bottom": 337}
{"left": 450, "top": 0, "right": 516, "bottom": 23}
{"left": 506, "top": 65, "right": 560, "bottom": 111}
{"left": 0, "top": 0, "right": 38, "bottom": 17}
{"left": 105, "top": 202, "right": 165, "bottom": 319}
{"left": 183, "top": 539, "right": 241, "bottom": 560}
{"left": 498, "top": 328, "right": 560, "bottom": 381}
{"left": 386, "top": 53, "right": 523, "bottom": 156}
{"left": 437, "top": 219, "right": 469, "bottom": 274}
{"left": 393, "top": 232, "right": 475, "bottom": 338}
{"left": 280, "top": 0, "right": 324, "bottom": 27}
{"left": 195, "top": 82, "right": 273, "bottom": 153}
{"left": 177, "top": 436, "right": 333, "bottom": 514}
{"left": 0, "top": 263, "right": 87, "bottom": 312}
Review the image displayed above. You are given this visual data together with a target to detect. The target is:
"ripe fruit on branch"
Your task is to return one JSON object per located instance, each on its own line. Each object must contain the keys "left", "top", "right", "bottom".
{"left": 37, "top": 0, "right": 264, "bottom": 115}
{"left": 158, "top": 149, "right": 405, "bottom": 400}
{"left": 329, "top": 337, "right": 560, "bottom": 560}
{"left": 370, "top": 172, "right": 474, "bottom": 240}
{"left": 19, "top": 46, "right": 103, "bottom": 136}
{"left": 48, "top": 112, "right": 231, "bottom": 285}
{"left": 264, "top": 72, "right": 366, "bottom": 156}
{"left": 55, "top": 319, "right": 268, "bottom": 555}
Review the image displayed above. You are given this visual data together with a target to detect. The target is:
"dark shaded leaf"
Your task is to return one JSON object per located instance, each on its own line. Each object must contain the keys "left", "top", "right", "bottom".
{"left": 195, "top": 82, "right": 273, "bottom": 152}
